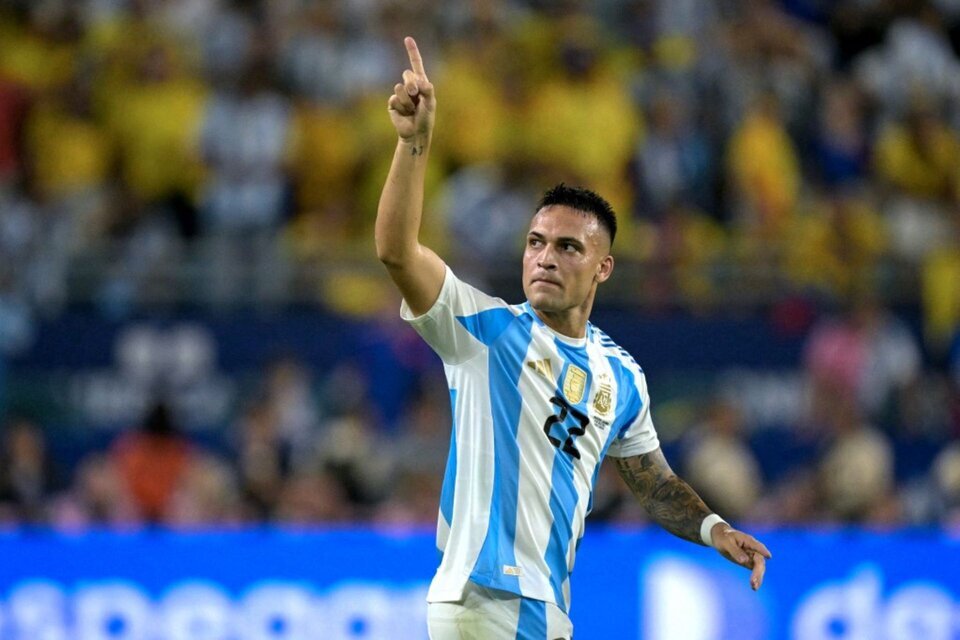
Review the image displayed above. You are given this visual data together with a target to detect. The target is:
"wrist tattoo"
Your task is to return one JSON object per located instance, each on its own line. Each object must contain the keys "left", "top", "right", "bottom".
{"left": 614, "top": 450, "right": 712, "bottom": 545}
{"left": 410, "top": 143, "right": 425, "bottom": 156}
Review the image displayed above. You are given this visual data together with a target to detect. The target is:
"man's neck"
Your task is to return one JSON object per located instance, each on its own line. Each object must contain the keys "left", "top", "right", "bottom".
{"left": 532, "top": 307, "right": 590, "bottom": 340}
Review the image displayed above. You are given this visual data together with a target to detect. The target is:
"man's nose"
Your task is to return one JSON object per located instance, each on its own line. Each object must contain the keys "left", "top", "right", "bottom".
{"left": 537, "top": 247, "right": 558, "bottom": 269}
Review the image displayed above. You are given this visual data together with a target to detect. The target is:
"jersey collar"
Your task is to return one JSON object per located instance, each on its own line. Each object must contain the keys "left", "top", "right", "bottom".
{"left": 522, "top": 301, "right": 591, "bottom": 347}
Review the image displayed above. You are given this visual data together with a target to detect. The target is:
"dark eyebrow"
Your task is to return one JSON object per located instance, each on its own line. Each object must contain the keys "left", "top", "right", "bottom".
{"left": 527, "top": 232, "right": 585, "bottom": 250}
{"left": 557, "top": 236, "right": 585, "bottom": 249}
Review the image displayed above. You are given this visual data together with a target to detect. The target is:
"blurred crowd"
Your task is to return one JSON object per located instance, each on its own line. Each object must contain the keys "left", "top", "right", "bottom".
{"left": 1, "top": 0, "right": 960, "bottom": 530}
{"left": 0, "top": 351, "right": 447, "bottom": 530}
{"left": 0, "top": 0, "right": 958, "bottom": 326}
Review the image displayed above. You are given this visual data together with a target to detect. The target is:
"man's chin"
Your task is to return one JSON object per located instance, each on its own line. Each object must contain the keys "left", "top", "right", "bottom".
{"left": 527, "top": 294, "right": 563, "bottom": 313}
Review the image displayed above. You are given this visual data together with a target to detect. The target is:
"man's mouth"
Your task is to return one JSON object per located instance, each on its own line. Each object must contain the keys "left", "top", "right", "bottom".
{"left": 532, "top": 278, "right": 561, "bottom": 288}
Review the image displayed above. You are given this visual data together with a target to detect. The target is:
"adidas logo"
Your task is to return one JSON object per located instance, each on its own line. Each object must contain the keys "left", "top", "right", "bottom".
{"left": 526, "top": 358, "right": 554, "bottom": 381}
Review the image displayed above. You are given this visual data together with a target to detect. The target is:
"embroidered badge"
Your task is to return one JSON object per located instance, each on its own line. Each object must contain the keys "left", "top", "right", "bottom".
{"left": 562, "top": 365, "right": 587, "bottom": 404}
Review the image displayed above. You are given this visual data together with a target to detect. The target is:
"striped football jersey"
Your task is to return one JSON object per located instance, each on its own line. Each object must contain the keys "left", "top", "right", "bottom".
{"left": 402, "top": 267, "right": 659, "bottom": 613}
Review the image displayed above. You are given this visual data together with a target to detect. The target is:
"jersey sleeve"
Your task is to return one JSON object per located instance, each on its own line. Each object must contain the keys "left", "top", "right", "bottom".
{"left": 605, "top": 368, "right": 660, "bottom": 458}
{"left": 400, "top": 266, "right": 510, "bottom": 365}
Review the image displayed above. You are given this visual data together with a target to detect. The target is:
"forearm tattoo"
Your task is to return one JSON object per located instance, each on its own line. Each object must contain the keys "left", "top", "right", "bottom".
{"left": 409, "top": 143, "right": 425, "bottom": 156}
{"left": 614, "top": 449, "right": 712, "bottom": 545}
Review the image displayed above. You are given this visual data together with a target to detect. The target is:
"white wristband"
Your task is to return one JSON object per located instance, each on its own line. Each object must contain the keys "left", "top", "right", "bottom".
{"left": 700, "top": 514, "right": 728, "bottom": 547}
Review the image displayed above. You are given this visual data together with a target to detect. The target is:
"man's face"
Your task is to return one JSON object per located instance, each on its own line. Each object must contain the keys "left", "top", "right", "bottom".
{"left": 522, "top": 205, "right": 613, "bottom": 313}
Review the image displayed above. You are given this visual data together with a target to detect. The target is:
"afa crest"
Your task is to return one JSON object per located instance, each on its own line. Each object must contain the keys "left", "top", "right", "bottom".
{"left": 593, "top": 383, "right": 613, "bottom": 416}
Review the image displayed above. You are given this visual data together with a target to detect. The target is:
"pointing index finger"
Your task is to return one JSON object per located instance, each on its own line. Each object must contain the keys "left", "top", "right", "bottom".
{"left": 750, "top": 552, "right": 767, "bottom": 591}
{"left": 405, "top": 36, "right": 427, "bottom": 77}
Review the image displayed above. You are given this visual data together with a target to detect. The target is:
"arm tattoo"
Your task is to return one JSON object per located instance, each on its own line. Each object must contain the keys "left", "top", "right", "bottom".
{"left": 409, "top": 143, "right": 425, "bottom": 156}
{"left": 614, "top": 449, "right": 712, "bottom": 545}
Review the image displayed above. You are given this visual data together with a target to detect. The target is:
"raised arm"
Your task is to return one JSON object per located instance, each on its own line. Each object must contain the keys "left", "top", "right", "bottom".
{"left": 375, "top": 37, "right": 446, "bottom": 316}
{"left": 614, "top": 448, "right": 772, "bottom": 590}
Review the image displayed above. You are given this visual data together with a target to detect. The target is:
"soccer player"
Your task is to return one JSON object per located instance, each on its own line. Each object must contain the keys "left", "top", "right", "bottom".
{"left": 376, "top": 37, "right": 772, "bottom": 640}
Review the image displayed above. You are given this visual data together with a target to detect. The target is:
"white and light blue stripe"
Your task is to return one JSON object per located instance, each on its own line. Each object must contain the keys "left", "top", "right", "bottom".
{"left": 402, "top": 267, "right": 660, "bottom": 615}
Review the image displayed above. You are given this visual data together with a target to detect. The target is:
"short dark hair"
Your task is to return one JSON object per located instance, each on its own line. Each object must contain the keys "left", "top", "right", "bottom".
{"left": 536, "top": 183, "right": 617, "bottom": 245}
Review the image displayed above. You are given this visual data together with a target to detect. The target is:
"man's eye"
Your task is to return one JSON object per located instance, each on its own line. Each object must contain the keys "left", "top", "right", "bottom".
{"left": 529, "top": 238, "right": 541, "bottom": 247}
{"left": 562, "top": 243, "right": 577, "bottom": 252}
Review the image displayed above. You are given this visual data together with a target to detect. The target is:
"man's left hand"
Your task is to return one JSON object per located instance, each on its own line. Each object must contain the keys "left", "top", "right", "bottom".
{"left": 711, "top": 523, "right": 772, "bottom": 591}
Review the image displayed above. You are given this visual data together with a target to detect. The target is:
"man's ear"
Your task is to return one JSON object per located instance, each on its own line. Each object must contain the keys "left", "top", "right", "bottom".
{"left": 595, "top": 254, "right": 614, "bottom": 283}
